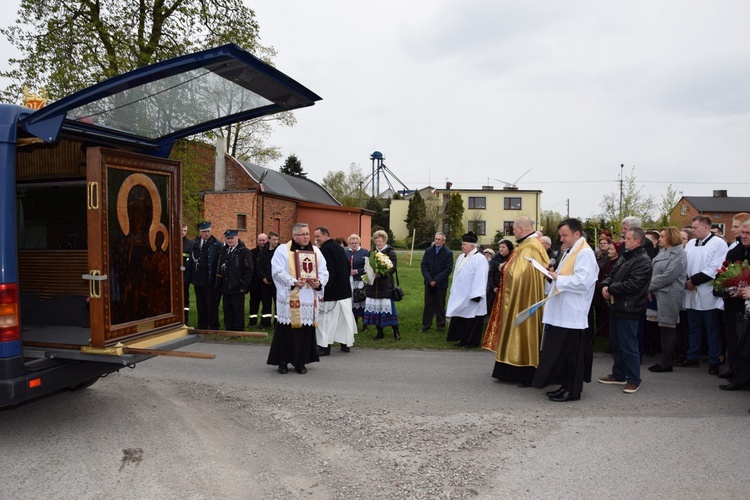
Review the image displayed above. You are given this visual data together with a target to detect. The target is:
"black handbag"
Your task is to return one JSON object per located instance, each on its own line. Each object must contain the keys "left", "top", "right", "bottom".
{"left": 392, "top": 269, "right": 405, "bottom": 301}
{"left": 353, "top": 286, "right": 366, "bottom": 303}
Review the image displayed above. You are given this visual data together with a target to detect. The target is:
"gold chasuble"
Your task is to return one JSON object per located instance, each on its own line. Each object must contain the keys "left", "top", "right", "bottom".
{"left": 482, "top": 235, "right": 549, "bottom": 367}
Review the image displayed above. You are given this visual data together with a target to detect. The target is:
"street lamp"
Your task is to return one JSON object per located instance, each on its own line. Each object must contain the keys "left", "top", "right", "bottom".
{"left": 618, "top": 163, "right": 624, "bottom": 220}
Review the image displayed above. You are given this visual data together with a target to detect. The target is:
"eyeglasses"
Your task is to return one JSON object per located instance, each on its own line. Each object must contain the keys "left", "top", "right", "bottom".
{"left": 294, "top": 232, "right": 310, "bottom": 237}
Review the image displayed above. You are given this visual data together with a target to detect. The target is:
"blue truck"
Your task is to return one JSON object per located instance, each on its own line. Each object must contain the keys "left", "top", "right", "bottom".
{"left": 0, "top": 44, "right": 320, "bottom": 407}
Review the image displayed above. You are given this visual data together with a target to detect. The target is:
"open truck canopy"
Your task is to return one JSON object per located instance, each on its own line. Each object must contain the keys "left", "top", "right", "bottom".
{"left": 20, "top": 43, "right": 321, "bottom": 155}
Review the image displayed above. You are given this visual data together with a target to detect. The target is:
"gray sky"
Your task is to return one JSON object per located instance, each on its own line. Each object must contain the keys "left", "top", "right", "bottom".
{"left": 249, "top": 0, "right": 750, "bottom": 219}
{"left": 2, "top": 0, "right": 749, "bottom": 219}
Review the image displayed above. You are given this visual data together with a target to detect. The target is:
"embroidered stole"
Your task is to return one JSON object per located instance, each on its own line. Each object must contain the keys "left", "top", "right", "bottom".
{"left": 286, "top": 241, "right": 317, "bottom": 328}
{"left": 557, "top": 238, "right": 590, "bottom": 278}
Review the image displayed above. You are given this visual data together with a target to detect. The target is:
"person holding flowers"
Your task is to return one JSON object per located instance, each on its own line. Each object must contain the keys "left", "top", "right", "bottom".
{"left": 363, "top": 230, "right": 400, "bottom": 340}
{"left": 712, "top": 220, "right": 750, "bottom": 390}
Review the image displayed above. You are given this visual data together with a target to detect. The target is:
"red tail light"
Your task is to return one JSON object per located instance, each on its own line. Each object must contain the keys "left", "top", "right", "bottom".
{"left": 0, "top": 283, "right": 20, "bottom": 342}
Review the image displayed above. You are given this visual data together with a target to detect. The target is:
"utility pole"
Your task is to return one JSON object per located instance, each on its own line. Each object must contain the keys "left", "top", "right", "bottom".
{"left": 618, "top": 163, "right": 624, "bottom": 220}
{"left": 566, "top": 198, "right": 570, "bottom": 218}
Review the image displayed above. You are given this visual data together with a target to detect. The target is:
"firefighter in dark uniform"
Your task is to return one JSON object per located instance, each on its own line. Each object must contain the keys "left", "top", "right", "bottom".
{"left": 248, "top": 233, "right": 268, "bottom": 326}
{"left": 181, "top": 224, "right": 195, "bottom": 323}
{"left": 216, "top": 229, "right": 253, "bottom": 331}
{"left": 186, "top": 221, "right": 222, "bottom": 329}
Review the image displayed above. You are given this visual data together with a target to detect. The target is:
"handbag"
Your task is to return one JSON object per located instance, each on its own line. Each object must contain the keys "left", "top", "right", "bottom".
{"left": 392, "top": 268, "right": 405, "bottom": 301}
{"left": 353, "top": 286, "right": 367, "bottom": 303}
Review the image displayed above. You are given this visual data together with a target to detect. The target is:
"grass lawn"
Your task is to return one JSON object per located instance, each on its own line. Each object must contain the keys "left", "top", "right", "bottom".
{"left": 188, "top": 250, "right": 611, "bottom": 352}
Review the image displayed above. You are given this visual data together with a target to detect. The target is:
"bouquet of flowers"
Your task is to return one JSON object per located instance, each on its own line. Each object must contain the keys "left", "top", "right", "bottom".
{"left": 711, "top": 259, "right": 750, "bottom": 294}
{"left": 363, "top": 251, "right": 393, "bottom": 283}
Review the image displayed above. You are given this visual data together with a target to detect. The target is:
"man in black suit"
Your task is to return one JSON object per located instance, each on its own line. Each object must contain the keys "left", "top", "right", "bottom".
{"left": 420, "top": 232, "right": 453, "bottom": 332}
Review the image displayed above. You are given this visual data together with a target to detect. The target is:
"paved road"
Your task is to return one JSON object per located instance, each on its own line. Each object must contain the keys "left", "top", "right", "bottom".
{"left": 2, "top": 342, "right": 748, "bottom": 499}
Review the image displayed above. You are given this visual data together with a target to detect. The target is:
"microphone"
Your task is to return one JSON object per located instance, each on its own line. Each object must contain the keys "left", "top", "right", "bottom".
{"left": 548, "top": 258, "right": 557, "bottom": 270}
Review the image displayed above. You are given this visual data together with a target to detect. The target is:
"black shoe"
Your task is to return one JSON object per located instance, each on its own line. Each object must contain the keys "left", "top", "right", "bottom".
{"left": 719, "top": 383, "right": 743, "bottom": 391}
{"left": 517, "top": 381, "right": 532, "bottom": 388}
{"left": 546, "top": 386, "right": 566, "bottom": 397}
{"left": 419, "top": 327, "right": 429, "bottom": 332}
{"left": 278, "top": 364, "right": 288, "bottom": 374}
{"left": 549, "top": 391, "right": 581, "bottom": 402}
{"left": 374, "top": 328, "right": 384, "bottom": 340}
{"left": 437, "top": 327, "right": 445, "bottom": 332}
{"left": 318, "top": 346, "right": 331, "bottom": 356}
{"left": 393, "top": 327, "right": 401, "bottom": 341}
{"left": 648, "top": 364, "right": 673, "bottom": 373}
{"left": 340, "top": 344, "right": 350, "bottom": 353}
{"left": 295, "top": 365, "right": 307, "bottom": 374}
{"left": 677, "top": 358, "right": 699, "bottom": 367}
{"left": 708, "top": 364, "right": 720, "bottom": 375}
{"left": 718, "top": 370, "right": 734, "bottom": 379}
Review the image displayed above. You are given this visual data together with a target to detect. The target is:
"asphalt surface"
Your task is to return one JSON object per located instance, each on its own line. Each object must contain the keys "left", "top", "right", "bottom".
{"left": 2, "top": 342, "right": 748, "bottom": 498}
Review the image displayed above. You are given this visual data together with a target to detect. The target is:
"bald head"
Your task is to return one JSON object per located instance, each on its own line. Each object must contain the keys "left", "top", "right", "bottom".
{"left": 513, "top": 216, "right": 535, "bottom": 239}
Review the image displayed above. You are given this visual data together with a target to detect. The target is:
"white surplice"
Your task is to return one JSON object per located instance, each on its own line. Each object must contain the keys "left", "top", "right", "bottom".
{"left": 542, "top": 237, "right": 598, "bottom": 330}
{"left": 683, "top": 235, "right": 726, "bottom": 311}
{"left": 446, "top": 250, "right": 489, "bottom": 318}
{"left": 272, "top": 243, "right": 329, "bottom": 326}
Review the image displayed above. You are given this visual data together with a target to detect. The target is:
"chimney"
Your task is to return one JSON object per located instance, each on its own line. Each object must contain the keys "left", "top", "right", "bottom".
{"left": 214, "top": 137, "right": 226, "bottom": 191}
{"left": 481, "top": 185, "right": 494, "bottom": 190}
{"left": 713, "top": 190, "right": 727, "bottom": 198}
{"left": 446, "top": 181, "right": 452, "bottom": 190}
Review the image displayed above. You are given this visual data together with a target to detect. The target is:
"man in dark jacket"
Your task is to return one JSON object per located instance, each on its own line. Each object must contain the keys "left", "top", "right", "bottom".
{"left": 186, "top": 221, "right": 223, "bottom": 329}
{"left": 314, "top": 226, "right": 356, "bottom": 355}
{"left": 420, "top": 232, "right": 453, "bottom": 332}
{"left": 599, "top": 227, "right": 653, "bottom": 394}
{"left": 248, "top": 233, "right": 269, "bottom": 327}
{"left": 216, "top": 229, "right": 253, "bottom": 331}
{"left": 256, "top": 231, "right": 279, "bottom": 327}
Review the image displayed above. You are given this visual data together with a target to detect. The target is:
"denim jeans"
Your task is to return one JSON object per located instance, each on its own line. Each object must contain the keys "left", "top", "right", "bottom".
{"left": 686, "top": 309, "right": 722, "bottom": 364}
{"left": 610, "top": 317, "right": 641, "bottom": 385}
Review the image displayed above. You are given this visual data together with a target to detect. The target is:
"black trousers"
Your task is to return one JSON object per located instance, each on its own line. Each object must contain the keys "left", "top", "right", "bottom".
{"left": 532, "top": 326, "right": 587, "bottom": 397}
{"left": 183, "top": 275, "right": 190, "bottom": 323}
{"left": 249, "top": 283, "right": 275, "bottom": 326}
{"left": 422, "top": 285, "right": 447, "bottom": 330}
{"left": 724, "top": 310, "right": 750, "bottom": 387}
{"left": 194, "top": 285, "right": 220, "bottom": 330}
{"left": 223, "top": 292, "right": 246, "bottom": 331}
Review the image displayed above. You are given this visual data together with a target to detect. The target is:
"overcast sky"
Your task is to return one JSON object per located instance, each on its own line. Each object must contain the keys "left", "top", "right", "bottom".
{"left": 2, "top": 1, "right": 749, "bottom": 219}
{"left": 249, "top": 0, "right": 750, "bottom": 219}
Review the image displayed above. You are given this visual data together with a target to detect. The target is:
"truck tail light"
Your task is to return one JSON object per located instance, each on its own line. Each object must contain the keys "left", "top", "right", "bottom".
{"left": 0, "top": 283, "right": 20, "bottom": 342}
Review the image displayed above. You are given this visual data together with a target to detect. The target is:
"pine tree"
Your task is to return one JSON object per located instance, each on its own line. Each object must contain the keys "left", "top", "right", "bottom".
{"left": 279, "top": 154, "right": 307, "bottom": 178}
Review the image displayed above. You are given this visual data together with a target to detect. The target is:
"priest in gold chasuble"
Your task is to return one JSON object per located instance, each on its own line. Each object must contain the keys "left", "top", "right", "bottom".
{"left": 482, "top": 216, "right": 549, "bottom": 386}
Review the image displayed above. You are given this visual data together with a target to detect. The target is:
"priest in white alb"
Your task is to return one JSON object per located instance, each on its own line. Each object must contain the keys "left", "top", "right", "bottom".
{"left": 266, "top": 222, "right": 329, "bottom": 375}
{"left": 531, "top": 218, "right": 598, "bottom": 402}
{"left": 446, "top": 232, "right": 489, "bottom": 348}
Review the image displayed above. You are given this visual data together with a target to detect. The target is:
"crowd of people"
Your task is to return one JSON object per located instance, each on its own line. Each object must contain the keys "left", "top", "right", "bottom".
{"left": 181, "top": 214, "right": 750, "bottom": 408}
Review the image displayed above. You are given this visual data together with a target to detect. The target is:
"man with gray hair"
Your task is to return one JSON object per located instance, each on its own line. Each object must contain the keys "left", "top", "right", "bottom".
{"left": 599, "top": 227, "right": 653, "bottom": 394}
{"left": 621, "top": 216, "right": 655, "bottom": 259}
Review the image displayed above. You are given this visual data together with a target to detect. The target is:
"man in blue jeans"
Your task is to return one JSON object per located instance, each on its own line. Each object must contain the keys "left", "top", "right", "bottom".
{"left": 599, "top": 227, "right": 653, "bottom": 394}
{"left": 681, "top": 215, "right": 727, "bottom": 374}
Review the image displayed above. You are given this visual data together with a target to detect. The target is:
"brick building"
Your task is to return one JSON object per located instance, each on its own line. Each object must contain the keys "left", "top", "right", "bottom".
{"left": 670, "top": 190, "right": 750, "bottom": 242}
{"left": 200, "top": 148, "right": 372, "bottom": 246}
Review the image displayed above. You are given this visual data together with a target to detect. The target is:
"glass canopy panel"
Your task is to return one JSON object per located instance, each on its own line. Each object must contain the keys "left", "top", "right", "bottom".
{"left": 64, "top": 65, "right": 273, "bottom": 139}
